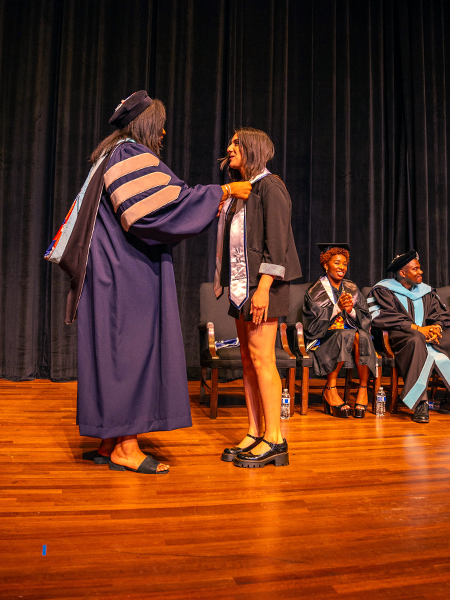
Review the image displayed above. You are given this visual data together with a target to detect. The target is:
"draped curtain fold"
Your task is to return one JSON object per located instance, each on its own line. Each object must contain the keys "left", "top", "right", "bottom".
{"left": 1, "top": 0, "right": 449, "bottom": 381}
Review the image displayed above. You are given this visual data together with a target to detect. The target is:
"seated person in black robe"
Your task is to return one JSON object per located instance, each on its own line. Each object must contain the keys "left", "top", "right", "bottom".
{"left": 302, "top": 244, "right": 376, "bottom": 418}
{"left": 368, "top": 250, "right": 450, "bottom": 423}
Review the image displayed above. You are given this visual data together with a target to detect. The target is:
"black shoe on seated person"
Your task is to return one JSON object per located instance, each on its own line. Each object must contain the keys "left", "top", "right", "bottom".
{"left": 412, "top": 400, "right": 430, "bottom": 423}
{"left": 438, "top": 397, "right": 450, "bottom": 414}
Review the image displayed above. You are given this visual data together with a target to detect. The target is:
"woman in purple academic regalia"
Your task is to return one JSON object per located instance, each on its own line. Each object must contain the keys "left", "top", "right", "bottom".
{"left": 52, "top": 92, "right": 251, "bottom": 474}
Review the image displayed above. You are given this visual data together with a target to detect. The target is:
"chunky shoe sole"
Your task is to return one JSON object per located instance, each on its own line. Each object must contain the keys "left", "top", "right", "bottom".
{"left": 233, "top": 452, "right": 289, "bottom": 468}
{"left": 322, "top": 388, "right": 351, "bottom": 418}
{"left": 221, "top": 453, "right": 235, "bottom": 462}
{"left": 353, "top": 406, "right": 367, "bottom": 419}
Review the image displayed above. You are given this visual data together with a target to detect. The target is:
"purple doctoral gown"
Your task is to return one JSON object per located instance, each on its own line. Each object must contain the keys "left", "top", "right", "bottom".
{"left": 76, "top": 141, "right": 223, "bottom": 438}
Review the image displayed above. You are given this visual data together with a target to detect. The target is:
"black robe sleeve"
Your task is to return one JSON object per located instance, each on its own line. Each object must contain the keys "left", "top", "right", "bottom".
{"left": 425, "top": 291, "right": 450, "bottom": 329}
{"left": 259, "top": 177, "right": 292, "bottom": 280}
{"left": 350, "top": 289, "right": 372, "bottom": 332}
{"left": 302, "top": 290, "right": 335, "bottom": 341}
{"left": 105, "top": 142, "right": 223, "bottom": 245}
{"left": 369, "top": 287, "right": 412, "bottom": 331}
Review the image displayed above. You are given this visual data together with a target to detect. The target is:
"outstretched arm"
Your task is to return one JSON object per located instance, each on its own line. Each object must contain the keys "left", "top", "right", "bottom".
{"left": 105, "top": 142, "right": 250, "bottom": 245}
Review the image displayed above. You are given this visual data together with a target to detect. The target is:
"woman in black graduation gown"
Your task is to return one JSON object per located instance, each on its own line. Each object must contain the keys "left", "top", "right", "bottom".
{"left": 302, "top": 245, "right": 376, "bottom": 418}
{"left": 214, "top": 127, "right": 302, "bottom": 468}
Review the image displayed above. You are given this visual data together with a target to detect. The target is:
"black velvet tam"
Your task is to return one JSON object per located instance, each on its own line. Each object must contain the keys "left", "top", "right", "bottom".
{"left": 109, "top": 90, "right": 152, "bottom": 128}
{"left": 387, "top": 249, "right": 419, "bottom": 272}
{"left": 317, "top": 243, "right": 351, "bottom": 254}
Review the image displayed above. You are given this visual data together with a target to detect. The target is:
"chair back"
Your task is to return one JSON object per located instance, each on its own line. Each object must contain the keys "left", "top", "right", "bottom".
{"left": 199, "top": 283, "right": 237, "bottom": 341}
{"left": 436, "top": 286, "right": 450, "bottom": 306}
{"left": 287, "top": 283, "right": 312, "bottom": 324}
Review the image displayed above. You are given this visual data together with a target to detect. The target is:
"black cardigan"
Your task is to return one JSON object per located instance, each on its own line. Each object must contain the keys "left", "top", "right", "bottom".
{"left": 221, "top": 174, "right": 301, "bottom": 288}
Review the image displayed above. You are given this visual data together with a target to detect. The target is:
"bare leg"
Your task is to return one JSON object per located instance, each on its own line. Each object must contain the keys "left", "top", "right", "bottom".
{"left": 324, "top": 362, "right": 349, "bottom": 407}
{"left": 110, "top": 435, "right": 169, "bottom": 473}
{"left": 244, "top": 318, "right": 283, "bottom": 455}
{"left": 234, "top": 316, "right": 264, "bottom": 448}
{"left": 353, "top": 332, "right": 369, "bottom": 406}
{"left": 97, "top": 437, "right": 117, "bottom": 457}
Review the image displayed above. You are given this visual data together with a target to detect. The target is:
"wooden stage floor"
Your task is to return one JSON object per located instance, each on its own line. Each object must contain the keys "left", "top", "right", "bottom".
{"left": 1, "top": 379, "right": 450, "bottom": 600}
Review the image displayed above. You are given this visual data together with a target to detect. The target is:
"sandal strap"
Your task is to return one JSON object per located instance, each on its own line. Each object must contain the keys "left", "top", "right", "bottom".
{"left": 247, "top": 434, "right": 259, "bottom": 441}
{"left": 324, "top": 386, "right": 337, "bottom": 390}
{"left": 356, "top": 386, "right": 368, "bottom": 408}
{"left": 262, "top": 438, "right": 275, "bottom": 449}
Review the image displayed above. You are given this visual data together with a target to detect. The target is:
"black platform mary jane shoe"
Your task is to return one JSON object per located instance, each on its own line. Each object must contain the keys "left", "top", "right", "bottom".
{"left": 353, "top": 386, "right": 368, "bottom": 419}
{"left": 221, "top": 434, "right": 263, "bottom": 462}
{"left": 232, "top": 438, "right": 289, "bottom": 469}
{"left": 322, "top": 386, "right": 351, "bottom": 418}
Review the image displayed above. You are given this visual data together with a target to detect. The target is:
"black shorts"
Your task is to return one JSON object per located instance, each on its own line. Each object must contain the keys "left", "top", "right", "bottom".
{"left": 228, "top": 280, "right": 290, "bottom": 321}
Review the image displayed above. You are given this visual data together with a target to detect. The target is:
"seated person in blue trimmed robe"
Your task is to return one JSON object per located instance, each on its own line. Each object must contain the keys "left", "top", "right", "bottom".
{"left": 368, "top": 250, "right": 450, "bottom": 423}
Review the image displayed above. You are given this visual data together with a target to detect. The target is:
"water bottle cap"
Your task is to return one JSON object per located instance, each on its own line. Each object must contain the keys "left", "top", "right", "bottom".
{"left": 282, "top": 389, "right": 289, "bottom": 394}
{"left": 378, "top": 387, "right": 383, "bottom": 392}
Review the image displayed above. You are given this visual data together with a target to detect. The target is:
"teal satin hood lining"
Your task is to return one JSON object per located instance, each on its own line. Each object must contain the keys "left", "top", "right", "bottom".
{"left": 374, "top": 279, "right": 432, "bottom": 300}
{"left": 373, "top": 278, "right": 432, "bottom": 327}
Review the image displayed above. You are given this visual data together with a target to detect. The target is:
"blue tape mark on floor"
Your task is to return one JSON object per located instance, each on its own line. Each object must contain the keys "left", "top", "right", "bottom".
{"left": 42, "top": 545, "right": 47, "bottom": 556}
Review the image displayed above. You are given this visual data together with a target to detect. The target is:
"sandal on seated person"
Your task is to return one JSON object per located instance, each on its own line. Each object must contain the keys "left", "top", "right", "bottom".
{"left": 354, "top": 385, "right": 368, "bottom": 419}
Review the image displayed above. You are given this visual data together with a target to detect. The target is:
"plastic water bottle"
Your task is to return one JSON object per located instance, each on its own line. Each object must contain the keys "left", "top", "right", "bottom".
{"left": 428, "top": 397, "right": 434, "bottom": 410}
{"left": 281, "top": 389, "right": 291, "bottom": 419}
{"left": 375, "top": 387, "right": 386, "bottom": 416}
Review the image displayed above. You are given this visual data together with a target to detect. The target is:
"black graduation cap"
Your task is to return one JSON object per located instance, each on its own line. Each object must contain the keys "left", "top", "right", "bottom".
{"left": 387, "top": 249, "right": 419, "bottom": 272}
{"left": 109, "top": 90, "right": 153, "bottom": 129}
{"left": 316, "top": 243, "right": 351, "bottom": 254}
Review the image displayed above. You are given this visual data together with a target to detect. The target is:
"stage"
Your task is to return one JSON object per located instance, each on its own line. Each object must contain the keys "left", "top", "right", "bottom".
{"left": 1, "top": 379, "right": 450, "bottom": 599}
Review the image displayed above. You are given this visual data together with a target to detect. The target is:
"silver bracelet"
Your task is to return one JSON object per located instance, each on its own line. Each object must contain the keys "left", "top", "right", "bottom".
{"left": 225, "top": 184, "right": 232, "bottom": 198}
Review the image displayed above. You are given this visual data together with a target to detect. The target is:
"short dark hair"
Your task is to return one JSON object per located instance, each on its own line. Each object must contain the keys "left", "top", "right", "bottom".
{"left": 90, "top": 99, "right": 166, "bottom": 163}
{"left": 320, "top": 247, "right": 350, "bottom": 271}
{"left": 220, "top": 127, "right": 275, "bottom": 181}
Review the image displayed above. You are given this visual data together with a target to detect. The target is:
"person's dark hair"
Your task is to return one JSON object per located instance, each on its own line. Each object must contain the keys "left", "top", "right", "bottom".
{"left": 90, "top": 99, "right": 166, "bottom": 164}
{"left": 320, "top": 247, "right": 350, "bottom": 271}
{"left": 220, "top": 127, "right": 275, "bottom": 181}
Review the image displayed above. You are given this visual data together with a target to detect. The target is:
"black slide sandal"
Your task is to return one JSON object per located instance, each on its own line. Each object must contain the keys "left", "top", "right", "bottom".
{"left": 109, "top": 455, "right": 169, "bottom": 474}
{"left": 82, "top": 450, "right": 111, "bottom": 465}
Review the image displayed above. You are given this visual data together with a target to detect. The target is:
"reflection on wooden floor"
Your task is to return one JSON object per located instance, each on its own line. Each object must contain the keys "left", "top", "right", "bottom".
{"left": 1, "top": 378, "right": 450, "bottom": 599}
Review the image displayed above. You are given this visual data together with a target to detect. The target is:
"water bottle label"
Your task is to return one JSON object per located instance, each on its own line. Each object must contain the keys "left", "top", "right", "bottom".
{"left": 282, "top": 397, "right": 290, "bottom": 404}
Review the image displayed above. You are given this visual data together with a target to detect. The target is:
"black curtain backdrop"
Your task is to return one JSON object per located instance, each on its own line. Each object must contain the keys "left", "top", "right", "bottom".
{"left": 1, "top": 0, "right": 450, "bottom": 381}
